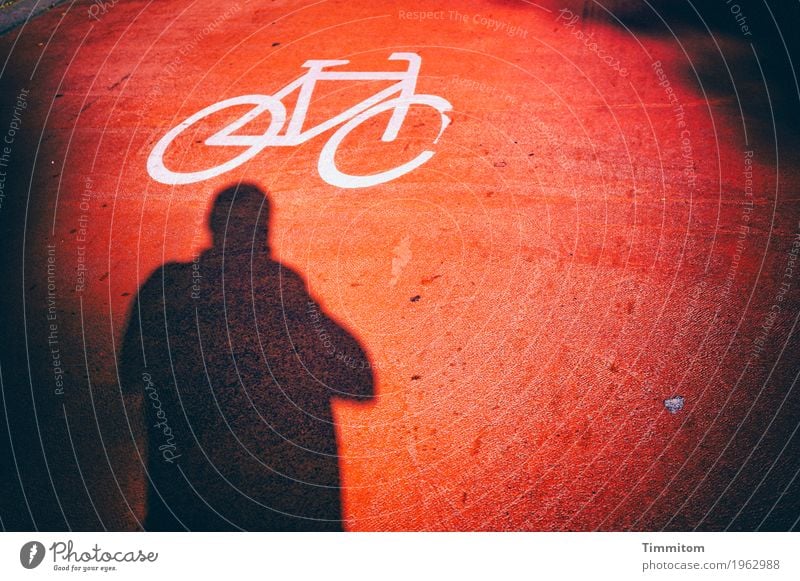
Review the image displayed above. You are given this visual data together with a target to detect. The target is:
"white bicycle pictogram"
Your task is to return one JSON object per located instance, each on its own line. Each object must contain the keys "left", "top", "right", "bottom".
{"left": 147, "top": 52, "right": 452, "bottom": 189}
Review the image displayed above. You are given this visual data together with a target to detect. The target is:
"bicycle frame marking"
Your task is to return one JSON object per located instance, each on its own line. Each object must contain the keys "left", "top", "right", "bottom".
{"left": 147, "top": 52, "right": 452, "bottom": 189}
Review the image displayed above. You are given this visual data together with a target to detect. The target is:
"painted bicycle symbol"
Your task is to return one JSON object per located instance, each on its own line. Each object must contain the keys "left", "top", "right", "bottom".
{"left": 147, "top": 52, "right": 452, "bottom": 189}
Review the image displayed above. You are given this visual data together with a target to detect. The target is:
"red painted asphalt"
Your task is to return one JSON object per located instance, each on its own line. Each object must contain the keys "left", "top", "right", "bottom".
{"left": 1, "top": 0, "right": 799, "bottom": 530}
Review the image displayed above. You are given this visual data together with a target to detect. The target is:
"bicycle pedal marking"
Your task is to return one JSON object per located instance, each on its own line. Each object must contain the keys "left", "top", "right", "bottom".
{"left": 147, "top": 52, "right": 452, "bottom": 189}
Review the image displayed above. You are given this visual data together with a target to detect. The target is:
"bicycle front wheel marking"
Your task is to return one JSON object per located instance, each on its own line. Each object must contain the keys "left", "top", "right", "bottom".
{"left": 317, "top": 96, "right": 451, "bottom": 189}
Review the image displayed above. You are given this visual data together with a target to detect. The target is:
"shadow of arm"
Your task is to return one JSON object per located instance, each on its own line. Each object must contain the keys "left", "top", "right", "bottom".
{"left": 279, "top": 269, "right": 375, "bottom": 402}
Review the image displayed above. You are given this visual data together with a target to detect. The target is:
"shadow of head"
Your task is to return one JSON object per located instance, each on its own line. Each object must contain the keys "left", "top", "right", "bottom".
{"left": 209, "top": 182, "right": 272, "bottom": 251}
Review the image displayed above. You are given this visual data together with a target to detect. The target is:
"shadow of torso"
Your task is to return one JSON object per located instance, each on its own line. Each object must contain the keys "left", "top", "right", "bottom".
{"left": 121, "top": 246, "right": 373, "bottom": 531}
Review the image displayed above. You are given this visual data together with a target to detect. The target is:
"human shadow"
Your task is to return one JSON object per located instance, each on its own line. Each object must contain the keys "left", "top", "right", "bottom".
{"left": 119, "top": 183, "right": 374, "bottom": 531}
